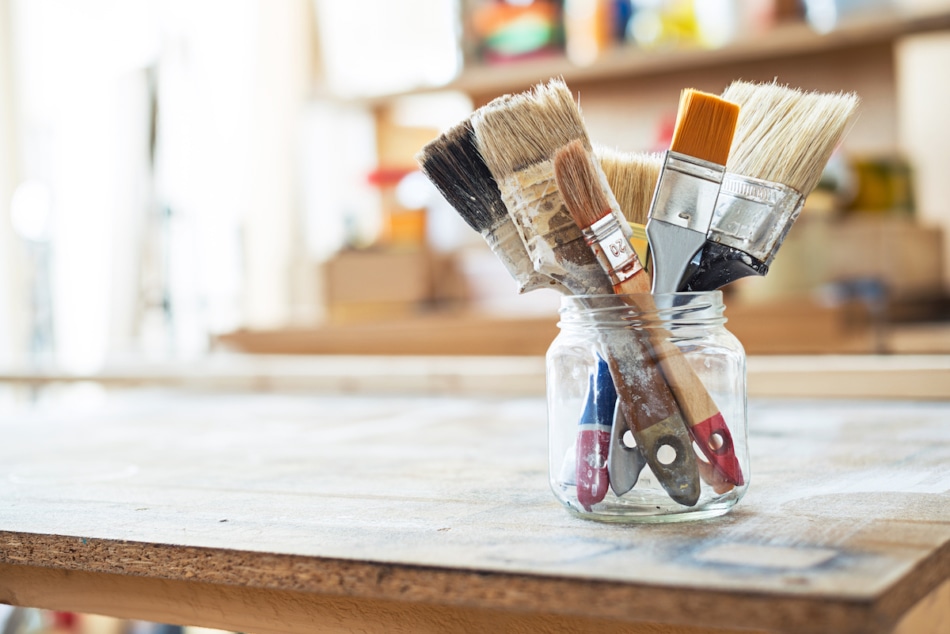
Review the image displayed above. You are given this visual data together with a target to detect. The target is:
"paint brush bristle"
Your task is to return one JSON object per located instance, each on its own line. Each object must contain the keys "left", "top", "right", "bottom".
{"left": 416, "top": 118, "right": 508, "bottom": 233}
{"left": 596, "top": 147, "right": 663, "bottom": 226}
{"left": 723, "top": 80, "right": 859, "bottom": 195}
{"left": 472, "top": 78, "right": 590, "bottom": 176}
{"left": 670, "top": 88, "right": 740, "bottom": 166}
{"left": 555, "top": 140, "right": 612, "bottom": 231}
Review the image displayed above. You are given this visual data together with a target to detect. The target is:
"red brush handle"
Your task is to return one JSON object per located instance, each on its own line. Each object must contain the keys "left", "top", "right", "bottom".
{"left": 690, "top": 412, "right": 744, "bottom": 486}
{"left": 576, "top": 424, "right": 611, "bottom": 510}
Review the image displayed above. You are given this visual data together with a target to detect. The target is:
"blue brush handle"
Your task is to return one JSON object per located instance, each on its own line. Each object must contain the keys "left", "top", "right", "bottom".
{"left": 580, "top": 355, "right": 617, "bottom": 427}
{"left": 574, "top": 355, "right": 617, "bottom": 509}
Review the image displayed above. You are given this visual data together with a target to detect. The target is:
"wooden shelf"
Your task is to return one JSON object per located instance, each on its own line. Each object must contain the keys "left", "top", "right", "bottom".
{"left": 322, "top": 7, "right": 950, "bottom": 106}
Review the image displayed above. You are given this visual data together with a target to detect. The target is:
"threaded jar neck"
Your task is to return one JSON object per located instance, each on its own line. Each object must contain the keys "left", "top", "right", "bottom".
{"left": 557, "top": 291, "right": 726, "bottom": 331}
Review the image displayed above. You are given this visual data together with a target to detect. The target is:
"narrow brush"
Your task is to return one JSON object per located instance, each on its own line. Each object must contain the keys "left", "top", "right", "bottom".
{"left": 556, "top": 139, "right": 743, "bottom": 489}
{"left": 416, "top": 118, "right": 567, "bottom": 295}
{"left": 646, "top": 89, "right": 740, "bottom": 293}
{"left": 680, "top": 82, "right": 860, "bottom": 291}
{"left": 554, "top": 140, "right": 703, "bottom": 502}
{"left": 597, "top": 147, "right": 663, "bottom": 272}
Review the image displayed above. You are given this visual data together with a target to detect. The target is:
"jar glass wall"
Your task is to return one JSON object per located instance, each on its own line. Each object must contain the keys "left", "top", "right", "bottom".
{"left": 546, "top": 291, "right": 748, "bottom": 523}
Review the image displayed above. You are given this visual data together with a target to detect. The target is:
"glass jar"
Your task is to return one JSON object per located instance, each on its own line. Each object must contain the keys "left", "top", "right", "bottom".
{"left": 546, "top": 291, "right": 748, "bottom": 523}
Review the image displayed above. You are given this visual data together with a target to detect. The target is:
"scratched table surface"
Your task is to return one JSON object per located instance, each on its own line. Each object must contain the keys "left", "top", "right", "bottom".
{"left": 0, "top": 389, "right": 947, "bottom": 634}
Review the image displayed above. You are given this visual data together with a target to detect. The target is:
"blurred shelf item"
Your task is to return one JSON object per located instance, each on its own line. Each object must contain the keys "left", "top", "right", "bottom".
{"left": 322, "top": 5, "right": 950, "bottom": 104}
{"left": 734, "top": 215, "right": 945, "bottom": 306}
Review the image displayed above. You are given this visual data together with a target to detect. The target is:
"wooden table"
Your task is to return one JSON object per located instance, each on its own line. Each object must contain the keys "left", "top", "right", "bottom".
{"left": 0, "top": 385, "right": 948, "bottom": 633}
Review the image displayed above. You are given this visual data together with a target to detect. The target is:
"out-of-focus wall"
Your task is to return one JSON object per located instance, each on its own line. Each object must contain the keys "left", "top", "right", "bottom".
{"left": 898, "top": 31, "right": 950, "bottom": 288}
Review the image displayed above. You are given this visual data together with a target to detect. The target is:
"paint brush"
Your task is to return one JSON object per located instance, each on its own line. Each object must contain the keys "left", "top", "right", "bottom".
{"left": 574, "top": 356, "right": 618, "bottom": 506}
{"left": 680, "top": 81, "right": 860, "bottom": 291}
{"left": 596, "top": 147, "right": 663, "bottom": 273}
{"left": 473, "top": 79, "right": 703, "bottom": 505}
{"left": 472, "top": 79, "right": 613, "bottom": 296}
{"left": 646, "top": 89, "right": 740, "bottom": 293}
{"left": 555, "top": 139, "right": 744, "bottom": 489}
{"left": 553, "top": 139, "right": 706, "bottom": 503}
{"left": 417, "top": 119, "right": 567, "bottom": 295}
{"left": 416, "top": 107, "right": 614, "bottom": 510}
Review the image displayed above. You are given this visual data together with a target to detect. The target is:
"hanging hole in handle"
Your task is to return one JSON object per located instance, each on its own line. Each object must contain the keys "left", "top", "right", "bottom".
{"left": 708, "top": 431, "right": 726, "bottom": 454}
{"left": 657, "top": 443, "right": 677, "bottom": 465}
{"left": 622, "top": 429, "right": 637, "bottom": 449}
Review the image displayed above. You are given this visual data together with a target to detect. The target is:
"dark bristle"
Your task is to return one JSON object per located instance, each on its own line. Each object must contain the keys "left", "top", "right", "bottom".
{"left": 554, "top": 140, "right": 612, "bottom": 231}
{"left": 416, "top": 118, "right": 508, "bottom": 233}
{"left": 670, "top": 88, "right": 740, "bottom": 166}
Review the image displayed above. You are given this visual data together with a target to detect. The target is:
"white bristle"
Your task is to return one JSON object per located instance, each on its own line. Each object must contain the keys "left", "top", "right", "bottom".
{"left": 723, "top": 80, "right": 859, "bottom": 195}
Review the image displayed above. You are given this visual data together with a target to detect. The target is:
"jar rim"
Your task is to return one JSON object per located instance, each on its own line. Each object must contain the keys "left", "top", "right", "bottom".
{"left": 557, "top": 290, "right": 726, "bottom": 327}
{"left": 559, "top": 290, "right": 723, "bottom": 308}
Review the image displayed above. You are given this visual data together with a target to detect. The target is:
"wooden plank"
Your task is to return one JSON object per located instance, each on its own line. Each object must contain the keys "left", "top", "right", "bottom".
{"left": 747, "top": 355, "right": 950, "bottom": 399}
{"left": 1, "top": 353, "right": 949, "bottom": 400}
{"left": 214, "top": 315, "right": 560, "bottom": 357}
{"left": 0, "top": 391, "right": 947, "bottom": 632}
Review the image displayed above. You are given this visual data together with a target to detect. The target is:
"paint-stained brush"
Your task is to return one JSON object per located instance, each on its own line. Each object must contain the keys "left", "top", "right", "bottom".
{"left": 417, "top": 119, "right": 567, "bottom": 295}
{"left": 473, "top": 80, "right": 704, "bottom": 505}
{"left": 554, "top": 139, "right": 705, "bottom": 502}
{"left": 472, "top": 79, "right": 613, "bottom": 296}
{"left": 647, "top": 89, "right": 739, "bottom": 293}
{"left": 680, "top": 81, "right": 860, "bottom": 291}
{"left": 555, "top": 139, "right": 743, "bottom": 489}
{"left": 471, "top": 80, "right": 623, "bottom": 509}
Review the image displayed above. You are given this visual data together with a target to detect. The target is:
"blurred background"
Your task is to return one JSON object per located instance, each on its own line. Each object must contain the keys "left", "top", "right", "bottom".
{"left": 1, "top": 0, "right": 950, "bottom": 372}
{"left": 0, "top": 607, "right": 240, "bottom": 634}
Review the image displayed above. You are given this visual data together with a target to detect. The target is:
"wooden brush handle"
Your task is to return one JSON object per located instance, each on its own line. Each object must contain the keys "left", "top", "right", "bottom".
{"left": 616, "top": 282, "right": 745, "bottom": 486}
{"left": 613, "top": 278, "right": 717, "bottom": 422}
{"left": 601, "top": 329, "right": 700, "bottom": 506}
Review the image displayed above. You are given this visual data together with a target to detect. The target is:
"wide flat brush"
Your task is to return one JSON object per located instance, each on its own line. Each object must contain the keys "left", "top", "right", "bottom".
{"left": 680, "top": 82, "right": 860, "bottom": 291}
{"left": 556, "top": 139, "right": 743, "bottom": 489}
{"left": 417, "top": 113, "right": 615, "bottom": 509}
{"left": 471, "top": 79, "right": 613, "bottom": 296}
{"left": 417, "top": 119, "right": 567, "bottom": 295}
{"left": 646, "top": 89, "right": 739, "bottom": 294}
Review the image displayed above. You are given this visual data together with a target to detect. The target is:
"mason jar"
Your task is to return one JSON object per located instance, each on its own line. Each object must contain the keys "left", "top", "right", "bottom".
{"left": 546, "top": 291, "right": 748, "bottom": 522}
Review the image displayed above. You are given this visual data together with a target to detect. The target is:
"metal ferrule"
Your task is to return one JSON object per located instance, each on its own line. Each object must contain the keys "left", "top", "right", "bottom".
{"left": 710, "top": 173, "right": 804, "bottom": 265}
{"left": 582, "top": 212, "right": 642, "bottom": 284}
{"left": 649, "top": 151, "right": 726, "bottom": 232}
